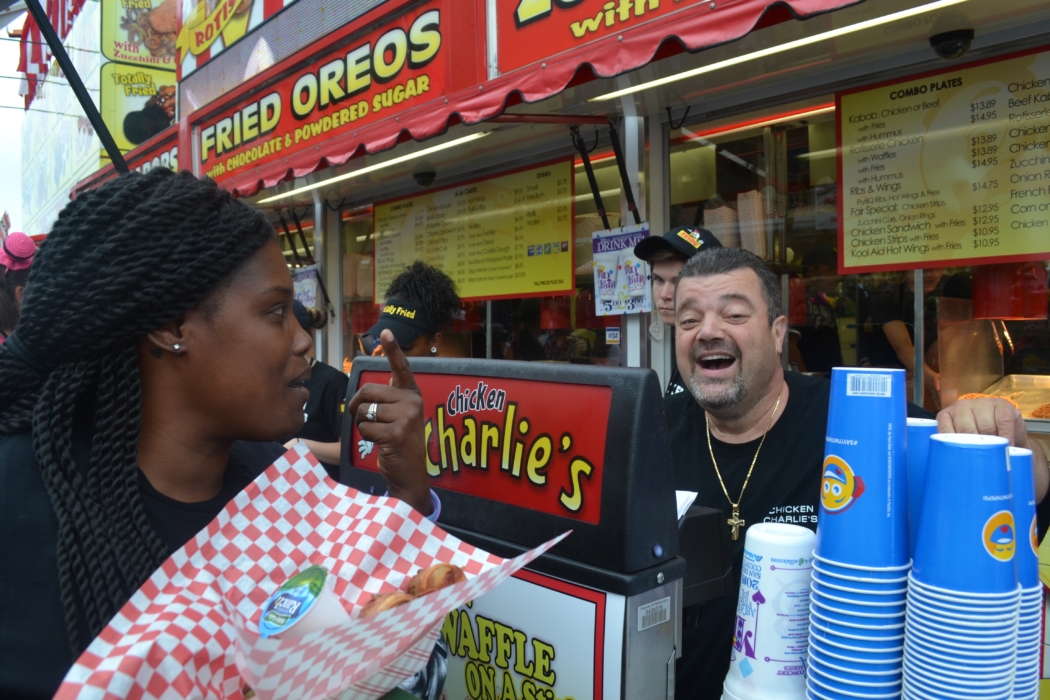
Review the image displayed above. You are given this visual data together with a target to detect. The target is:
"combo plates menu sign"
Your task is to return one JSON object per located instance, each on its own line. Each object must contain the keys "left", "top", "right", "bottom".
{"left": 373, "top": 160, "right": 574, "bottom": 301}
{"left": 839, "top": 48, "right": 1050, "bottom": 273}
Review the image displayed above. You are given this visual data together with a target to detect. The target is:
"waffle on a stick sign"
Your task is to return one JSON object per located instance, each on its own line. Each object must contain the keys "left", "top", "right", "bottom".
{"left": 353, "top": 372, "right": 611, "bottom": 524}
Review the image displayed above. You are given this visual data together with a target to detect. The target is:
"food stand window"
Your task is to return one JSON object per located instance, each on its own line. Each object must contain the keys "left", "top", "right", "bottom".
{"left": 668, "top": 100, "right": 866, "bottom": 376}
{"left": 338, "top": 150, "right": 629, "bottom": 369}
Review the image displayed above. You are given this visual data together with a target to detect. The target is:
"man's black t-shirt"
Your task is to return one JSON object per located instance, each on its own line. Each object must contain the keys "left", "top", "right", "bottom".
{"left": 0, "top": 432, "right": 284, "bottom": 699}
{"left": 290, "top": 360, "right": 350, "bottom": 479}
{"left": 294, "top": 360, "right": 350, "bottom": 445}
{"left": 667, "top": 372, "right": 933, "bottom": 699}
{"left": 666, "top": 363, "right": 688, "bottom": 396}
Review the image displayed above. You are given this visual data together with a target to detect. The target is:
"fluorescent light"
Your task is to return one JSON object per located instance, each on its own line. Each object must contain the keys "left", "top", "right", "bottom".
{"left": 258, "top": 132, "right": 491, "bottom": 203}
{"left": 796, "top": 148, "right": 837, "bottom": 160}
{"left": 680, "top": 105, "right": 835, "bottom": 141}
{"left": 590, "top": 0, "right": 969, "bottom": 102}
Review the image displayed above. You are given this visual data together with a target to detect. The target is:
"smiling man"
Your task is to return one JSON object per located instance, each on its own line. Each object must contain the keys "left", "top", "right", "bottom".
{"left": 666, "top": 247, "right": 1048, "bottom": 699}
{"left": 633, "top": 226, "right": 722, "bottom": 395}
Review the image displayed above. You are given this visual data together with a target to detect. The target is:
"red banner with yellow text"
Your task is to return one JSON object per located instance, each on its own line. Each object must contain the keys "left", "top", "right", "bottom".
{"left": 351, "top": 371, "right": 611, "bottom": 524}
{"left": 499, "top": 0, "right": 735, "bottom": 74}
{"left": 195, "top": 0, "right": 446, "bottom": 181}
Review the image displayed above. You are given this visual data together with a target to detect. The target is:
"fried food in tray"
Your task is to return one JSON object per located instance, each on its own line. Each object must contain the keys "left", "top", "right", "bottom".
{"left": 358, "top": 563, "right": 467, "bottom": 618}
{"left": 360, "top": 591, "right": 415, "bottom": 618}
{"left": 958, "top": 393, "right": 1021, "bottom": 409}
{"left": 1031, "top": 403, "right": 1050, "bottom": 419}
{"left": 404, "top": 563, "right": 467, "bottom": 596}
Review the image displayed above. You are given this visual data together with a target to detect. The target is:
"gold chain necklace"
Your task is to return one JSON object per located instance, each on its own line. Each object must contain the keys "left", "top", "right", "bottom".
{"left": 705, "top": 389, "right": 783, "bottom": 541}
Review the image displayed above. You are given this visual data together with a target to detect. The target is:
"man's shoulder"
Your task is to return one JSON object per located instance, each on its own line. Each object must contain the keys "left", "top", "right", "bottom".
{"left": 663, "top": 390, "right": 702, "bottom": 440}
{"left": 664, "top": 388, "right": 700, "bottom": 415}
{"left": 785, "top": 371, "right": 831, "bottom": 398}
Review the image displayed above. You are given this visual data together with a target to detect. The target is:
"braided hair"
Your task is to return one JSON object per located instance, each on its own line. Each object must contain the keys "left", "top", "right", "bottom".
{"left": 0, "top": 169, "right": 275, "bottom": 654}
{"left": 385, "top": 261, "right": 462, "bottom": 332}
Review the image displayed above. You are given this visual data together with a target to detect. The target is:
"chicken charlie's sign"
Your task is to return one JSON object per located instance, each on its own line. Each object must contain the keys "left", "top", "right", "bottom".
{"left": 351, "top": 372, "right": 611, "bottom": 525}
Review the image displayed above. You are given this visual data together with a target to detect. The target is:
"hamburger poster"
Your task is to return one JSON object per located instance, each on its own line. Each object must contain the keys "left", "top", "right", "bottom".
{"left": 101, "top": 0, "right": 178, "bottom": 69}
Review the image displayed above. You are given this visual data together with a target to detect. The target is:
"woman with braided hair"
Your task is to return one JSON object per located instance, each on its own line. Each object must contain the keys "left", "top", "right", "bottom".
{"left": 0, "top": 169, "right": 433, "bottom": 698}
{"left": 365, "top": 260, "right": 463, "bottom": 357}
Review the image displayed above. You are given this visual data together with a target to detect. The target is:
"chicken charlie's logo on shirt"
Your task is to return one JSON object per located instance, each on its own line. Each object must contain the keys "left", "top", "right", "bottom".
{"left": 982, "top": 510, "right": 1016, "bottom": 562}
{"left": 820, "top": 455, "right": 865, "bottom": 514}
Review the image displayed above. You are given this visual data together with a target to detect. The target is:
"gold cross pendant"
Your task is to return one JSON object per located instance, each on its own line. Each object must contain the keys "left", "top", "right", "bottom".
{"left": 728, "top": 510, "right": 745, "bottom": 541}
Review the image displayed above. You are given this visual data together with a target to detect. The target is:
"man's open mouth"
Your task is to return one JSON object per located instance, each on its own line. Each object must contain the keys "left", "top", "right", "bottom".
{"left": 698, "top": 354, "right": 736, "bottom": 371}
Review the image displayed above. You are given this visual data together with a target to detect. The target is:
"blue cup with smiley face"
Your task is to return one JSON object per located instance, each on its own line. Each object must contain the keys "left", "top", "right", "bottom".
{"left": 906, "top": 418, "right": 938, "bottom": 556}
{"left": 911, "top": 434, "right": 1017, "bottom": 594}
{"left": 1008, "top": 447, "right": 1039, "bottom": 589}
{"left": 815, "top": 368, "right": 908, "bottom": 569}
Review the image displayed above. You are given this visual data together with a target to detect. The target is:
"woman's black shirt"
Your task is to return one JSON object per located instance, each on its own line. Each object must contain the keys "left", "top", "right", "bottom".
{"left": 0, "top": 432, "right": 283, "bottom": 699}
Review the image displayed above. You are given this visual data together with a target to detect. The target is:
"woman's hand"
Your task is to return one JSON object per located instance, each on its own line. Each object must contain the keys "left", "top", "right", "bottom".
{"left": 347, "top": 330, "right": 432, "bottom": 516}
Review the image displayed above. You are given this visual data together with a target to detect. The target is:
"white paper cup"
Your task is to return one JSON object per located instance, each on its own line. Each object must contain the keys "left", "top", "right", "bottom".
{"left": 258, "top": 565, "right": 351, "bottom": 640}
{"left": 724, "top": 523, "right": 815, "bottom": 700}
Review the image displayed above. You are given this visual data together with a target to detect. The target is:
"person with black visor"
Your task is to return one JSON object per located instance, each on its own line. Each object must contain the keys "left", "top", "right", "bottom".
{"left": 283, "top": 300, "right": 350, "bottom": 478}
{"left": 633, "top": 226, "right": 723, "bottom": 395}
{"left": 365, "top": 261, "right": 463, "bottom": 358}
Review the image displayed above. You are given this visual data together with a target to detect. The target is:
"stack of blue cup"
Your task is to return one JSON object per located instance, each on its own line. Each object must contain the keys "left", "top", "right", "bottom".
{"left": 808, "top": 368, "right": 908, "bottom": 700}
{"left": 1009, "top": 446, "right": 1042, "bottom": 700}
{"left": 905, "top": 418, "right": 938, "bottom": 556}
{"left": 903, "top": 433, "right": 1020, "bottom": 700}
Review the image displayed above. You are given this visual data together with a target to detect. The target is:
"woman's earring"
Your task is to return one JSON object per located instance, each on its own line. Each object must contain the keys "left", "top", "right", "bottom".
{"left": 430, "top": 347, "right": 437, "bottom": 354}
{"left": 173, "top": 344, "right": 182, "bottom": 352}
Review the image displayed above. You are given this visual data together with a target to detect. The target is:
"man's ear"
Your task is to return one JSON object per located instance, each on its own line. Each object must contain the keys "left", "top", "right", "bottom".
{"left": 772, "top": 315, "right": 788, "bottom": 355}
{"left": 145, "top": 315, "right": 189, "bottom": 356}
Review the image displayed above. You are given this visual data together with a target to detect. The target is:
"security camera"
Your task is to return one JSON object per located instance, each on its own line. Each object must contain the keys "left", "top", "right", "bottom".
{"left": 413, "top": 160, "right": 436, "bottom": 188}
{"left": 930, "top": 29, "right": 974, "bottom": 61}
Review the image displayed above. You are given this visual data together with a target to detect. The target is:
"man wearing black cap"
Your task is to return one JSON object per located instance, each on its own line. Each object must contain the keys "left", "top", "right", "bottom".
{"left": 283, "top": 301, "right": 351, "bottom": 478}
{"left": 633, "top": 226, "right": 723, "bottom": 395}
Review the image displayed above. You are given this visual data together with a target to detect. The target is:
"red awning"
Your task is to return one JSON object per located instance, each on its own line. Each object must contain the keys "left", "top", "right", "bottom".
{"left": 205, "top": 0, "right": 863, "bottom": 197}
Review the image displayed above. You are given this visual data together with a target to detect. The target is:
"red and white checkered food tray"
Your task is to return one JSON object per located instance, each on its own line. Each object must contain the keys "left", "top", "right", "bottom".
{"left": 57, "top": 444, "right": 568, "bottom": 700}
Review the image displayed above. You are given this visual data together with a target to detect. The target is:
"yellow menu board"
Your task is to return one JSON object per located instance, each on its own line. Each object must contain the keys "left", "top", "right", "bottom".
{"left": 373, "top": 161, "right": 575, "bottom": 301}
{"left": 839, "top": 48, "right": 1050, "bottom": 273}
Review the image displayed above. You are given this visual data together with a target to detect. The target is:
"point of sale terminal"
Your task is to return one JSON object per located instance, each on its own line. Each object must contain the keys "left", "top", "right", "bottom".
{"left": 341, "top": 357, "right": 733, "bottom": 700}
